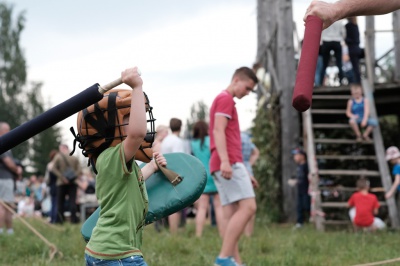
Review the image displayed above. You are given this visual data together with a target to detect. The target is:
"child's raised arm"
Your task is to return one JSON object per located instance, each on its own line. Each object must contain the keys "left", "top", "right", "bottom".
{"left": 122, "top": 67, "right": 147, "bottom": 162}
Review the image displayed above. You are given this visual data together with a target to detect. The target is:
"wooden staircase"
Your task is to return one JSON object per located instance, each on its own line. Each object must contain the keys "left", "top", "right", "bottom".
{"left": 303, "top": 81, "right": 400, "bottom": 230}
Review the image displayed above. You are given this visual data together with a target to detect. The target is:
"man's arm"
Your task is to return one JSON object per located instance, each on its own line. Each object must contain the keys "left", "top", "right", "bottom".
{"left": 1, "top": 156, "right": 22, "bottom": 175}
{"left": 304, "top": 0, "right": 400, "bottom": 29}
{"left": 213, "top": 115, "right": 232, "bottom": 179}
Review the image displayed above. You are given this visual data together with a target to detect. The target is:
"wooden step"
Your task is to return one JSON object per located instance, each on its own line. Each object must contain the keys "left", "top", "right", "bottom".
{"left": 312, "top": 95, "right": 349, "bottom": 100}
{"left": 315, "top": 138, "right": 373, "bottom": 144}
{"left": 322, "top": 220, "right": 351, "bottom": 225}
{"left": 319, "top": 186, "right": 385, "bottom": 192}
{"left": 316, "top": 155, "right": 376, "bottom": 160}
{"left": 311, "top": 109, "right": 346, "bottom": 114}
{"left": 321, "top": 201, "right": 387, "bottom": 208}
{"left": 318, "top": 169, "right": 380, "bottom": 176}
{"left": 313, "top": 85, "right": 350, "bottom": 93}
{"left": 313, "top": 123, "right": 349, "bottom": 129}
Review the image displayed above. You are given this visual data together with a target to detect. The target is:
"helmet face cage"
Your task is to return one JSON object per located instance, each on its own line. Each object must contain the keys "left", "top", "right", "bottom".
{"left": 71, "top": 89, "right": 156, "bottom": 166}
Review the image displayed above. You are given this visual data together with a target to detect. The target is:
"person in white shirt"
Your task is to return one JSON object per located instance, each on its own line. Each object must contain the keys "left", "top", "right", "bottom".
{"left": 161, "top": 118, "right": 190, "bottom": 234}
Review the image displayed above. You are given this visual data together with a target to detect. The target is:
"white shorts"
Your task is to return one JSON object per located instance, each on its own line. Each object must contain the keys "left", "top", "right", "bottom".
{"left": 213, "top": 162, "right": 255, "bottom": 206}
{"left": 0, "top": 178, "right": 14, "bottom": 203}
{"left": 348, "top": 208, "right": 386, "bottom": 229}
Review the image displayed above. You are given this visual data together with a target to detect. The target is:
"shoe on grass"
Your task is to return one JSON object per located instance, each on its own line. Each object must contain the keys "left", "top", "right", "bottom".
{"left": 214, "top": 256, "right": 237, "bottom": 266}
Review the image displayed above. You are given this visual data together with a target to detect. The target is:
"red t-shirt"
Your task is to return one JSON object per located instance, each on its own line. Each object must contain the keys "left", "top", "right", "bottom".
{"left": 348, "top": 192, "right": 380, "bottom": 227}
{"left": 209, "top": 90, "right": 242, "bottom": 173}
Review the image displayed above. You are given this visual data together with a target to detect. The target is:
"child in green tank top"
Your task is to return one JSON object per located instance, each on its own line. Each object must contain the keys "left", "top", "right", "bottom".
{"left": 78, "top": 67, "right": 167, "bottom": 266}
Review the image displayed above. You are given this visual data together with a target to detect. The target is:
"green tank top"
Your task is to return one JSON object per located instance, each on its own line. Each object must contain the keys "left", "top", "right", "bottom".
{"left": 85, "top": 143, "right": 148, "bottom": 259}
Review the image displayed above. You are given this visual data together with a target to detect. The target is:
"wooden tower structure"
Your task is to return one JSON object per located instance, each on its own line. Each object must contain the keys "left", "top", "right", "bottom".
{"left": 257, "top": 1, "right": 400, "bottom": 228}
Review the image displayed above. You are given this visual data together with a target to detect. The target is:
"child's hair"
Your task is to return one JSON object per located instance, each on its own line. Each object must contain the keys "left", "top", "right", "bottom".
{"left": 356, "top": 176, "right": 370, "bottom": 190}
{"left": 192, "top": 120, "right": 208, "bottom": 149}
{"left": 350, "top": 83, "right": 362, "bottom": 92}
{"left": 169, "top": 118, "right": 182, "bottom": 132}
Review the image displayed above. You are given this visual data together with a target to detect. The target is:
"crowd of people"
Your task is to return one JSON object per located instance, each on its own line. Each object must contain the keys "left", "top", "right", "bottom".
{"left": 0, "top": 123, "right": 98, "bottom": 236}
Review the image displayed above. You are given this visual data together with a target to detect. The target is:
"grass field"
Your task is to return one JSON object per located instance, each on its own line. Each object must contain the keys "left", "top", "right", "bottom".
{"left": 0, "top": 216, "right": 399, "bottom": 266}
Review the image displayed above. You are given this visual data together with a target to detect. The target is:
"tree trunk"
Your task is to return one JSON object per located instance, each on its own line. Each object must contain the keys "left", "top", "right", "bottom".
{"left": 277, "top": 0, "right": 298, "bottom": 222}
{"left": 393, "top": 11, "right": 400, "bottom": 81}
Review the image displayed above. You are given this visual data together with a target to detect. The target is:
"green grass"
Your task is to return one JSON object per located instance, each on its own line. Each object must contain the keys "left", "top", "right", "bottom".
{"left": 1, "top": 217, "right": 399, "bottom": 266}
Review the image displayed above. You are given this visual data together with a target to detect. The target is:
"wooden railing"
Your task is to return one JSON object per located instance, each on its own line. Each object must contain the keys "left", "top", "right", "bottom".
{"left": 302, "top": 109, "right": 324, "bottom": 230}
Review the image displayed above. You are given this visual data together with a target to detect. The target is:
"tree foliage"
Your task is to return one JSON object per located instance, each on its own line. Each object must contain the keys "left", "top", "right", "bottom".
{"left": 0, "top": 3, "right": 60, "bottom": 175}
{"left": 251, "top": 94, "right": 283, "bottom": 222}
{"left": 185, "top": 100, "right": 209, "bottom": 138}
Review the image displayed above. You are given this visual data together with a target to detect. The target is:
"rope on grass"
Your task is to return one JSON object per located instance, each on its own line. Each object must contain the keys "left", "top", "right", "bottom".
{"left": 0, "top": 199, "right": 63, "bottom": 261}
{"left": 353, "top": 257, "right": 400, "bottom": 266}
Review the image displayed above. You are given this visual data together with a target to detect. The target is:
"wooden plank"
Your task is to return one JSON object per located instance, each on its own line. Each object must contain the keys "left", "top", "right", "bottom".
{"left": 311, "top": 109, "right": 346, "bottom": 114}
{"left": 321, "top": 201, "right": 387, "bottom": 208}
{"left": 319, "top": 186, "right": 384, "bottom": 192}
{"left": 318, "top": 169, "right": 380, "bottom": 176}
{"left": 313, "top": 85, "right": 350, "bottom": 93}
{"left": 312, "top": 95, "right": 349, "bottom": 100}
{"left": 313, "top": 124, "right": 349, "bottom": 129}
{"left": 315, "top": 138, "right": 373, "bottom": 144}
{"left": 316, "top": 155, "right": 376, "bottom": 160}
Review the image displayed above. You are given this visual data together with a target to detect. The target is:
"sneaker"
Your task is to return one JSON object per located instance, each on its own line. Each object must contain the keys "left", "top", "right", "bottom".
{"left": 294, "top": 223, "right": 303, "bottom": 229}
{"left": 214, "top": 256, "right": 237, "bottom": 266}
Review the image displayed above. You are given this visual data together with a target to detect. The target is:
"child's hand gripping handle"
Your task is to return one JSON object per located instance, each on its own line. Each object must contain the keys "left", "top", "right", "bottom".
{"left": 155, "top": 159, "right": 182, "bottom": 186}
{"left": 292, "top": 15, "right": 323, "bottom": 112}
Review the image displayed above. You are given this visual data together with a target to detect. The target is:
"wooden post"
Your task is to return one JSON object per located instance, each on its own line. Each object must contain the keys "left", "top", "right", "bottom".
{"left": 393, "top": 11, "right": 400, "bottom": 81}
{"left": 277, "top": 0, "right": 298, "bottom": 222}
{"left": 365, "top": 16, "right": 375, "bottom": 85}
{"left": 362, "top": 79, "right": 400, "bottom": 228}
{"left": 303, "top": 110, "right": 324, "bottom": 231}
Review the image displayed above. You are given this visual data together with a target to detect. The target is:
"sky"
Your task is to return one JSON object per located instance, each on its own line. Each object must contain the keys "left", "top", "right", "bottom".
{"left": 7, "top": 0, "right": 396, "bottom": 150}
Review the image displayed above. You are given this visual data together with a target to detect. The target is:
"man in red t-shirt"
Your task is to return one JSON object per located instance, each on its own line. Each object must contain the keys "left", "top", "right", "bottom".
{"left": 209, "top": 67, "right": 259, "bottom": 266}
{"left": 348, "top": 177, "right": 384, "bottom": 231}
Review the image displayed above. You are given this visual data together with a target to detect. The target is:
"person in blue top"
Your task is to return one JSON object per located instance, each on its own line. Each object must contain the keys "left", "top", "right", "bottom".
{"left": 190, "top": 120, "right": 224, "bottom": 238}
{"left": 240, "top": 131, "right": 259, "bottom": 236}
{"left": 346, "top": 83, "right": 377, "bottom": 142}
{"left": 385, "top": 146, "right": 400, "bottom": 199}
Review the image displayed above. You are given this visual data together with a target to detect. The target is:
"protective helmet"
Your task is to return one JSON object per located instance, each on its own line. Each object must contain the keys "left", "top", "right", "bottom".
{"left": 71, "top": 88, "right": 155, "bottom": 171}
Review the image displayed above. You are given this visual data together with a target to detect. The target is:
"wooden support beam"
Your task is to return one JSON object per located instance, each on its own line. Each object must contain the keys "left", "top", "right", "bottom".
{"left": 362, "top": 79, "right": 400, "bottom": 228}
{"left": 393, "top": 10, "right": 400, "bottom": 81}
{"left": 277, "top": 0, "right": 298, "bottom": 223}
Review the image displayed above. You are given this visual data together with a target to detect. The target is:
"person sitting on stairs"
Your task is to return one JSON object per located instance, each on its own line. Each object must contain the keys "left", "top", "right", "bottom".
{"left": 346, "top": 83, "right": 377, "bottom": 142}
{"left": 348, "top": 177, "right": 385, "bottom": 231}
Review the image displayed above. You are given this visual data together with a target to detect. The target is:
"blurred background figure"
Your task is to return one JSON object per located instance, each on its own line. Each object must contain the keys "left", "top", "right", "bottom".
{"left": 241, "top": 131, "right": 260, "bottom": 237}
{"left": 345, "top": 17, "right": 362, "bottom": 83}
{"left": 44, "top": 149, "right": 59, "bottom": 223}
{"left": 319, "top": 20, "right": 345, "bottom": 86}
{"left": 290, "top": 148, "right": 310, "bottom": 229}
{"left": 190, "top": 120, "right": 224, "bottom": 237}
{"left": 152, "top": 125, "right": 169, "bottom": 153}
{"left": 161, "top": 118, "right": 191, "bottom": 234}
{"left": 51, "top": 144, "right": 82, "bottom": 224}
{"left": 0, "top": 122, "right": 23, "bottom": 235}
